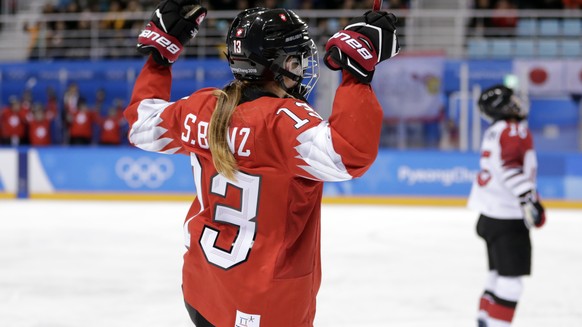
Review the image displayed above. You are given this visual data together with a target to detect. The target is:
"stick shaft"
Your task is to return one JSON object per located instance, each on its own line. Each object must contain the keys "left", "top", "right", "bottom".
{"left": 373, "top": 0, "right": 383, "bottom": 11}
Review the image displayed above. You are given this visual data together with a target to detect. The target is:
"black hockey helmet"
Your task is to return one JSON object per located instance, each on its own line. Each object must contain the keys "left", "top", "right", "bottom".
{"left": 478, "top": 84, "right": 529, "bottom": 122}
{"left": 226, "top": 7, "right": 319, "bottom": 97}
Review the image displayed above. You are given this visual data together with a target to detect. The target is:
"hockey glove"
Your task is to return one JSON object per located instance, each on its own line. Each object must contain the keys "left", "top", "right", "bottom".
{"left": 519, "top": 191, "right": 546, "bottom": 229}
{"left": 137, "top": 0, "right": 207, "bottom": 66}
{"left": 324, "top": 10, "right": 400, "bottom": 84}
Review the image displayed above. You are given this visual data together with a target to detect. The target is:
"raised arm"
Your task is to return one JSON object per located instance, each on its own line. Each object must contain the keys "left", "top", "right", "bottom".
{"left": 287, "top": 11, "right": 400, "bottom": 181}
{"left": 123, "top": 0, "right": 206, "bottom": 154}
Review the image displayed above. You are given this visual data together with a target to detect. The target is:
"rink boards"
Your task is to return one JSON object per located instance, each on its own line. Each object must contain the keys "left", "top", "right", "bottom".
{"left": 0, "top": 147, "right": 581, "bottom": 207}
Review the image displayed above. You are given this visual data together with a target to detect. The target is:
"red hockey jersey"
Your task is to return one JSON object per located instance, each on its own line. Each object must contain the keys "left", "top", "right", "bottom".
{"left": 124, "top": 57, "right": 383, "bottom": 327}
{"left": 69, "top": 110, "right": 95, "bottom": 138}
{"left": 29, "top": 118, "right": 52, "bottom": 146}
{"left": 99, "top": 116, "right": 123, "bottom": 145}
{"left": 0, "top": 108, "right": 26, "bottom": 139}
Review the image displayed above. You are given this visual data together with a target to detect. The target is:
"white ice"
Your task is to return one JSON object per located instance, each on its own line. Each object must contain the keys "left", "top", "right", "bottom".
{"left": 0, "top": 200, "right": 581, "bottom": 327}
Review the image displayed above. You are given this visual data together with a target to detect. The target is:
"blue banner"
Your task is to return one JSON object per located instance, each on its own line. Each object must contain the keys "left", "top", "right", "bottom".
{"left": 324, "top": 150, "right": 479, "bottom": 196}
{"left": 7, "top": 146, "right": 581, "bottom": 200}
{"left": 28, "top": 147, "right": 195, "bottom": 193}
{"left": 0, "top": 149, "right": 18, "bottom": 197}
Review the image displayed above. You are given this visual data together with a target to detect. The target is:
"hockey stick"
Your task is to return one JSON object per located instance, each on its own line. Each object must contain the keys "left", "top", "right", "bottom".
{"left": 373, "top": 0, "right": 383, "bottom": 11}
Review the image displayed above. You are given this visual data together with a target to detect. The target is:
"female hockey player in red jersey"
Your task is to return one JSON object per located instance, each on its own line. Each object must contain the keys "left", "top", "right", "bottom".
{"left": 124, "top": 1, "right": 400, "bottom": 326}
{"left": 468, "top": 85, "right": 546, "bottom": 327}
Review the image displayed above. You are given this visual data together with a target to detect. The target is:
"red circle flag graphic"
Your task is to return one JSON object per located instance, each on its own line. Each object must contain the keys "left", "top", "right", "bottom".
{"left": 529, "top": 67, "right": 548, "bottom": 85}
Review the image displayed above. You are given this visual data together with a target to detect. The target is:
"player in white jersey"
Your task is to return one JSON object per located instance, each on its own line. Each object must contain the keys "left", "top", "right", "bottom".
{"left": 467, "top": 85, "right": 546, "bottom": 327}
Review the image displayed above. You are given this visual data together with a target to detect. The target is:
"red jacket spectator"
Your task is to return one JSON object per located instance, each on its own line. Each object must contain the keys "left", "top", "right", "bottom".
{"left": 563, "top": 0, "right": 582, "bottom": 8}
{"left": 491, "top": 0, "right": 518, "bottom": 29}
{"left": 28, "top": 103, "right": 54, "bottom": 146}
{"left": 99, "top": 107, "right": 124, "bottom": 145}
{"left": 69, "top": 102, "right": 95, "bottom": 144}
{"left": 1, "top": 98, "right": 27, "bottom": 145}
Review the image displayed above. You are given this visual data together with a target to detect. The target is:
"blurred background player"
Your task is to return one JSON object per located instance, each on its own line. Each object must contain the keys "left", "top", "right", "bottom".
{"left": 98, "top": 106, "right": 125, "bottom": 146}
{"left": 124, "top": 0, "right": 399, "bottom": 326}
{"left": 0, "top": 96, "right": 27, "bottom": 146}
{"left": 467, "top": 84, "right": 546, "bottom": 327}
{"left": 27, "top": 101, "right": 55, "bottom": 146}
{"left": 68, "top": 100, "right": 96, "bottom": 145}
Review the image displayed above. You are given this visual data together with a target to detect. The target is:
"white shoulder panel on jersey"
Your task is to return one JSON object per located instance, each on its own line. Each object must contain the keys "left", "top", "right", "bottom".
{"left": 294, "top": 121, "right": 352, "bottom": 182}
{"left": 129, "top": 99, "right": 180, "bottom": 154}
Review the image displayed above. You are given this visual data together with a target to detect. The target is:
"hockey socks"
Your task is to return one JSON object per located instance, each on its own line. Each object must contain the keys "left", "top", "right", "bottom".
{"left": 478, "top": 273, "right": 522, "bottom": 326}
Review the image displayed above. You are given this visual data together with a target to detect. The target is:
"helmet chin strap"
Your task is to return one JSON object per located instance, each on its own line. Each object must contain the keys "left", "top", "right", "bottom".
{"left": 247, "top": 52, "right": 306, "bottom": 97}
{"left": 275, "top": 56, "right": 306, "bottom": 96}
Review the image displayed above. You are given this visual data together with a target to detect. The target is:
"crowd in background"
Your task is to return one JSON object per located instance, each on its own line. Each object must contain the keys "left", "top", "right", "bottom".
{"left": 23, "top": 0, "right": 580, "bottom": 60}
{"left": 469, "top": 0, "right": 582, "bottom": 37}
{"left": 4, "top": 0, "right": 581, "bottom": 148}
{"left": 24, "top": 0, "right": 410, "bottom": 60}
{"left": 10, "top": 0, "right": 413, "bottom": 148}
{"left": 0, "top": 84, "right": 127, "bottom": 146}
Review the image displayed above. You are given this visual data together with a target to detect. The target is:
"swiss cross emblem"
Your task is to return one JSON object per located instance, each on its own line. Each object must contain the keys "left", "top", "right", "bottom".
{"left": 279, "top": 14, "right": 287, "bottom": 21}
{"left": 236, "top": 28, "right": 244, "bottom": 37}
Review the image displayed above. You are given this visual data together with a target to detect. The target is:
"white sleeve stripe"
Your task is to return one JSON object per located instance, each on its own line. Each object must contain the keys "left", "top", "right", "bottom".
{"left": 129, "top": 99, "right": 178, "bottom": 152}
{"left": 504, "top": 177, "right": 534, "bottom": 197}
{"left": 294, "top": 121, "right": 352, "bottom": 181}
{"left": 502, "top": 168, "right": 522, "bottom": 180}
{"left": 505, "top": 174, "right": 528, "bottom": 187}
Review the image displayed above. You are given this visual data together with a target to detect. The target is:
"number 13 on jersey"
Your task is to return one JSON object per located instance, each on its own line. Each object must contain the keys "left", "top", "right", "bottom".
{"left": 200, "top": 172, "right": 261, "bottom": 270}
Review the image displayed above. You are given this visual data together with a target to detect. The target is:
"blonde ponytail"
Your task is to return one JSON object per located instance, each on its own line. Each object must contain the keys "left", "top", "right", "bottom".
{"left": 209, "top": 81, "right": 244, "bottom": 181}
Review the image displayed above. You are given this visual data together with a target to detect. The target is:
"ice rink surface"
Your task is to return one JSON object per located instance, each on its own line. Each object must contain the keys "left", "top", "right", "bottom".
{"left": 1, "top": 200, "right": 581, "bottom": 327}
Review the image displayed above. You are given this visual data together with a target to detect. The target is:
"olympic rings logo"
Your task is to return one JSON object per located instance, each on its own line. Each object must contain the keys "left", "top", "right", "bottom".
{"left": 115, "top": 156, "right": 174, "bottom": 189}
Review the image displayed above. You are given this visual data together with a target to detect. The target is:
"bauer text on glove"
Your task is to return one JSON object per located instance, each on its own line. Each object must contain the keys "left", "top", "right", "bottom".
{"left": 324, "top": 10, "right": 400, "bottom": 84}
{"left": 137, "top": 0, "right": 207, "bottom": 66}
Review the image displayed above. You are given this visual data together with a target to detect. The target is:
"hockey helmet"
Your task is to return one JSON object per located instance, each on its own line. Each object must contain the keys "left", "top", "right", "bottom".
{"left": 226, "top": 8, "right": 319, "bottom": 97}
{"left": 478, "top": 84, "right": 529, "bottom": 122}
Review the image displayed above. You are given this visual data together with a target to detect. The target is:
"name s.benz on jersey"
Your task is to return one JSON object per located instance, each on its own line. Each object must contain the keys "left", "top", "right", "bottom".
{"left": 181, "top": 114, "right": 252, "bottom": 157}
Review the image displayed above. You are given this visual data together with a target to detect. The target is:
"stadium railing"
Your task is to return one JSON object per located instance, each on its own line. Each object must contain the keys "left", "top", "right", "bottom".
{"left": 0, "top": 9, "right": 581, "bottom": 61}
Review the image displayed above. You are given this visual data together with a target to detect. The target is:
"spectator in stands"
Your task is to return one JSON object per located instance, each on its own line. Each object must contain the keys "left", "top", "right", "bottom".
{"left": 63, "top": 1, "right": 81, "bottom": 30}
{"left": 25, "top": 2, "right": 59, "bottom": 59}
{"left": 46, "top": 87, "right": 59, "bottom": 122}
{"left": 98, "top": 106, "right": 125, "bottom": 145}
{"left": 0, "top": 97, "right": 27, "bottom": 146}
{"left": 68, "top": 100, "right": 96, "bottom": 145}
{"left": 28, "top": 102, "right": 55, "bottom": 146}
{"left": 562, "top": 0, "right": 582, "bottom": 8}
{"left": 299, "top": 0, "right": 314, "bottom": 8}
{"left": 490, "top": 0, "right": 518, "bottom": 37}
{"left": 47, "top": 20, "right": 67, "bottom": 59}
{"left": 100, "top": 1, "right": 126, "bottom": 30}
{"left": 63, "top": 82, "right": 81, "bottom": 118}
{"left": 469, "top": 0, "right": 494, "bottom": 37}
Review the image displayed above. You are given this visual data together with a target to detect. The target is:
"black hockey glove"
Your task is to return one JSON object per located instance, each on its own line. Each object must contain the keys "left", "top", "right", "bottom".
{"left": 137, "top": 0, "right": 207, "bottom": 66}
{"left": 324, "top": 10, "right": 400, "bottom": 84}
{"left": 519, "top": 191, "right": 546, "bottom": 229}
